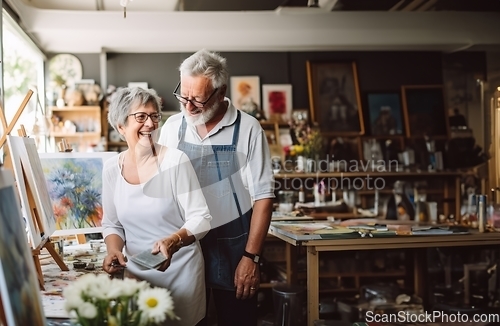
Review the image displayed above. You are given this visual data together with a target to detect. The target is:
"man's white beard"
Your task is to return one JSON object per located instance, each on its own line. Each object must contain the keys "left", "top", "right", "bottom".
{"left": 181, "top": 101, "right": 220, "bottom": 126}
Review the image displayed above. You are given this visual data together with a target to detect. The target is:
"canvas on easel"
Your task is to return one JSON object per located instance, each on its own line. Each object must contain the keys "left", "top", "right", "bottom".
{"left": 1, "top": 92, "right": 68, "bottom": 290}
{"left": 0, "top": 91, "right": 45, "bottom": 248}
{"left": 0, "top": 168, "right": 47, "bottom": 326}
{"left": 39, "top": 151, "right": 118, "bottom": 236}
{"left": 7, "top": 136, "right": 56, "bottom": 243}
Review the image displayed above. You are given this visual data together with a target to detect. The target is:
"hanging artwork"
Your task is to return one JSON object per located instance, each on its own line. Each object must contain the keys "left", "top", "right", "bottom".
{"left": 262, "top": 84, "right": 293, "bottom": 123}
{"left": 401, "top": 85, "right": 449, "bottom": 138}
{"left": 230, "top": 76, "right": 261, "bottom": 116}
{"left": 366, "top": 92, "right": 404, "bottom": 136}
{"left": 0, "top": 168, "right": 47, "bottom": 326}
{"left": 306, "top": 61, "right": 364, "bottom": 135}
{"left": 39, "top": 152, "right": 117, "bottom": 236}
{"left": 7, "top": 136, "right": 56, "bottom": 247}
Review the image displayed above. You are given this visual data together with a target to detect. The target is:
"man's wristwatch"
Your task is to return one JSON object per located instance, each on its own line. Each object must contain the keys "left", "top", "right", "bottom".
{"left": 242, "top": 250, "right": 261, "bottom": 264}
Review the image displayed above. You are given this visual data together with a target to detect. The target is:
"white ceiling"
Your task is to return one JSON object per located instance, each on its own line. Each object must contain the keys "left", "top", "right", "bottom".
{"left": 6, "top": 0, "right": 500, "bottom": 54}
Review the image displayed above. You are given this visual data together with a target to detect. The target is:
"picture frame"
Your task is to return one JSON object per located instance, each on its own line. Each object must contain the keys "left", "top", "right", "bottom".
{"left": 262, "top": 84, "right": 293, "bottom": 123}
{"left": 0, "top": 169, "right": 47, "bottom": 326}
{"left": 260, "top": 121, "right": 284, "bottom": 162}
{"left": 366, "top": 92, "right": 404, "bottom": 136}
{"left": 230, "top": 76, "right": 261, "bottom": 114}
{"left": 39, "top": 152, "right": 118, "bottom": 236}
{"left": 401, "top": 85, "right": 449, "bottom": 138}
{"left": 306, "top": 61, "right": 364, "bottom": 135}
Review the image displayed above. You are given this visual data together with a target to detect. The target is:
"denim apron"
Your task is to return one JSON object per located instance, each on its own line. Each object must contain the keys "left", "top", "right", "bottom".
{"left": 177, "top": 111, "right": 253, "bottom": 290}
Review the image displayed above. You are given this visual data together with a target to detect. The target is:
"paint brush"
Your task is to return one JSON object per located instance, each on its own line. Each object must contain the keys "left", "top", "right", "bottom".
{"left": 111, "top": 260, "right": 126, "bottom": 269}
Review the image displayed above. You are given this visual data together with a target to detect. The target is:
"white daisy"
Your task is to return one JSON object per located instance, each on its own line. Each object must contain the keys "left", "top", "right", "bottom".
{"left": 137, "top": 288, "right": 177, "bottom": 323}
{"left": 77, "top": 301, "right": 97, "bottom": 319}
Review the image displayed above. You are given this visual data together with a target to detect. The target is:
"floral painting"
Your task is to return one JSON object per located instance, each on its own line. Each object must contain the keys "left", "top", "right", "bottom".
{"left": 262, "top": 84, "right": 293, "bottom": 123}
{"left": 39, "top": 152, "right": 117, "bottom": 236}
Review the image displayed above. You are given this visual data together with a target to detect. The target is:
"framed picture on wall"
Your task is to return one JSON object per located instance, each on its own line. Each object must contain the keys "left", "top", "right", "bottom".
{"left": 366, "top": 92, "right": 404, "bottom": 136}
{"left": 230, "top": 76, "right": 261, "bottom": 114}
{"left": 262, "top": 84, "right": 293, "bottom": 123}
{"left": 401, "top": 85, "right": 449, "bottom": 138}
{"left": 306, "top": 61, "right": 364, "bottom": 136}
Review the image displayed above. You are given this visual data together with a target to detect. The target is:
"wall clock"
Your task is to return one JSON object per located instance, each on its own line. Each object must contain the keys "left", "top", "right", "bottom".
{"left": 48, "top": 54, "right": 83, "bottom": 88}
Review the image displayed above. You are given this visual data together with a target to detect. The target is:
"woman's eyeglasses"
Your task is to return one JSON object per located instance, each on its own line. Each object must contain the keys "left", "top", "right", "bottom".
{"left": 172, "top": 82, "right": 219, "bottom": 109}
{"left": 128, "top": 112, "right": 162, "bottom": 123}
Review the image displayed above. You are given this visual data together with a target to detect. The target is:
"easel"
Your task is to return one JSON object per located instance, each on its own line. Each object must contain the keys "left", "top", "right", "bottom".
{"left": 0, "top": 91, "right": 69, "bottom": 291}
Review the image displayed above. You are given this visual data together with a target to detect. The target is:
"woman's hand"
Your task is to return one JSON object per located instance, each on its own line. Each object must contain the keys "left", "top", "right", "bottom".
{"left": 102, "top": 251, "right": 127, "bottom": 275}
{"left": 152, "top": 234, "right": 182, "bottom": 272}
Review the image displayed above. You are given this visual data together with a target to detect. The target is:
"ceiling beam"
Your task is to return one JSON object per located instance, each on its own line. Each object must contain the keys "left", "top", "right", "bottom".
{"left": 10, "top": 1, "right": 500, "bottom": 53}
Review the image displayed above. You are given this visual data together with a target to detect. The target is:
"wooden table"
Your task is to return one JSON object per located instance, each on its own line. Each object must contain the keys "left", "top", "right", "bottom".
{"left": 268, "top": 226, "right": 500, "bottom": 326}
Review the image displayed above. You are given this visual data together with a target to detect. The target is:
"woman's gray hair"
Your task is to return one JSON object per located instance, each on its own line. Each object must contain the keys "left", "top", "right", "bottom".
{"left": 107, "top": 87, "right": 162, "bottom": 137}
{"left": 179, "top": 49, "right": 229, "bottom": 89}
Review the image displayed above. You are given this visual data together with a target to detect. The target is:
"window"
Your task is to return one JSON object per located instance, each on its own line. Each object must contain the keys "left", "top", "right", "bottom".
{"left": 2, "top": 9, "right": 47, "bottom": 151}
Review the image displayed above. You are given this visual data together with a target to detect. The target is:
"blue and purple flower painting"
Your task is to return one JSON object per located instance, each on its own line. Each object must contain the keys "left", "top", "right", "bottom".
{"left": 41, "top": 157, "right": 104, "bottom": 230}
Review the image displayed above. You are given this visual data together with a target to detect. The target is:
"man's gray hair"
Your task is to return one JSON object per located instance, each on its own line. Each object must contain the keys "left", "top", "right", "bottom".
{"left": 179, "top": 49, "right": 229, "bottom": 89}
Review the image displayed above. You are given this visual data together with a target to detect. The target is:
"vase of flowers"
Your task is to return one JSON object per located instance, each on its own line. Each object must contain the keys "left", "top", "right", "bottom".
{"left": 287, "top": 116, "right": 324, "bottom": 172}
{"left": 63, "top": 274, "right": 177, "bottom": 326}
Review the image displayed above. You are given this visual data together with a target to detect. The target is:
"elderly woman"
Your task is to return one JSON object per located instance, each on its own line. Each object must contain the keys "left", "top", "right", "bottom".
{"left": 101, "top": 87, "right": 212, "bottom": 326}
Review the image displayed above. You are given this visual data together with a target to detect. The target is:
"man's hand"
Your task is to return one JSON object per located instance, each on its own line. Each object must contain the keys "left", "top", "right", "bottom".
{"left": 234, "top": 257, "right": 260, "bottom": 299}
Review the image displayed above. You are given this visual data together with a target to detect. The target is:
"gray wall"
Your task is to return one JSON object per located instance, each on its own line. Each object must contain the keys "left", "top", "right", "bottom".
{"left": 49, "top": 50, "right": 490, "bottom": 141}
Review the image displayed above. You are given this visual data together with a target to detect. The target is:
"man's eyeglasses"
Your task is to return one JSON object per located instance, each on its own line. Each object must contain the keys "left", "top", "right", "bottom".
{"left": 172, "top": 82, "right": 219, "bottom": 109}
{"left": 128, "top": 112, "right": 162, "bottom": 123}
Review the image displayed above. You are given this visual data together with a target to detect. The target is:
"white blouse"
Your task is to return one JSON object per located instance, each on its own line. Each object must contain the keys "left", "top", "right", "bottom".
{"left": 101, "top": 147, "right": 212, "bottom": 326}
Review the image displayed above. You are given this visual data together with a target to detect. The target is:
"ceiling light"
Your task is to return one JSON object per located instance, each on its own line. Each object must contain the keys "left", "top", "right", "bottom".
{"left": 120, "top": 0, "right": 132, "bottom": 18}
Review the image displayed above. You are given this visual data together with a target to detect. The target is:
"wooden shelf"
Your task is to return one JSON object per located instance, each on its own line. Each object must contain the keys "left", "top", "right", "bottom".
{"left": 260, "top": 282, "right": 281, "bottom": 289}
{"left": 318, "top": 270, "right": 406, "bottom": 278}
{"left": 274, "top": 171, "right": 462, "bottom": 178}
{"left": 108, "top": 141, "right": 127, "bottom": 146}
{"left": 50, "top": 132, "right": 101, "bottom": 137}
{"left": 273, "top": 170, "right": 463, "bottom": 219}
{"left": 49, "top": 105, "right": 102, "bottom": 152}
{"left": 50, "top": 106, "right": 100, "bottom": 112}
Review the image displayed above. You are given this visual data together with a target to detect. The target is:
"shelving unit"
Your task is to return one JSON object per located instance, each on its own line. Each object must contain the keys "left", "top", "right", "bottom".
{"left": 49, "top": 105, "right": 102, "bottom": 152}
{"left": 274, "top": 171, "right": 462, "bottom": 218}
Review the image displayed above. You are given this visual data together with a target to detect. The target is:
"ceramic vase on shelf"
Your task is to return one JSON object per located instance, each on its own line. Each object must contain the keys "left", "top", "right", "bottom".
{"left": 296, "top": 155, "right": 305, "bottom": 173}
{"left": 56, "top": 86, "right": 67, "bottom": 108}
